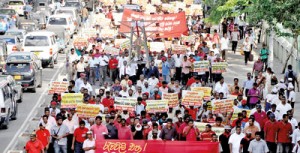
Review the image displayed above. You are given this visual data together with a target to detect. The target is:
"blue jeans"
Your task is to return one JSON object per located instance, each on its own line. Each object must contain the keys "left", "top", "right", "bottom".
{"left": 53, "top": 143, "right": 67, "bottom": 153}
{"left": 265, "top": 102, "right": 271, "bottom": 112}
{"left": 95, "top": 66, "right": 100, "bottom": 80}
{"left": 162, "top": 75, "right": 170, "bottom": 83}
{"left": 74, "top": 141, "right": 84, "bottom": 153}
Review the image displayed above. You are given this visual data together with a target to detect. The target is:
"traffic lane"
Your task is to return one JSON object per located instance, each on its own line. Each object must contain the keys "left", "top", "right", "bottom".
{"left": 0, "top": 53, "right": 66, "bottom": 151}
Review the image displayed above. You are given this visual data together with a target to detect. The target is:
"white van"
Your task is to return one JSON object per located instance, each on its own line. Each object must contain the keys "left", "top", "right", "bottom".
{"left": 54, "top": 7, "right": 81, "bottom": 28}
{"left": 7, "top": 0, "right": 26, "bottom": 16}
{"left": 47, "top": 14, "right": 76, "bottom": 36}
{"left": 0, "top": 79, "right": 17, "bottom": 129}
{"left": 22, "top": 31, "right": 59, "bottom": 68}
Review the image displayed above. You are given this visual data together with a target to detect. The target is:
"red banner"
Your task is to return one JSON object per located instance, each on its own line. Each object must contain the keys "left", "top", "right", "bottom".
{"left": 119, "top": 9, "right": 188, "bottom": 38}
{"left": 98, "top": 140, "right": 219, "bottom": 153}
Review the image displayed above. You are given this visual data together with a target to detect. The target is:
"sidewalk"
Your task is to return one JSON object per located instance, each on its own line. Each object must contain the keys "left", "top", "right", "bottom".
{"left": 223, "top": 42, "right": 300, "bottom": 121}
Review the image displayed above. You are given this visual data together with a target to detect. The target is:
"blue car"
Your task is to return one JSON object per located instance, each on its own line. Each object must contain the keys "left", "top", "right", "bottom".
{"left": 0, "top": 15, "right": 12, "bottom": 34}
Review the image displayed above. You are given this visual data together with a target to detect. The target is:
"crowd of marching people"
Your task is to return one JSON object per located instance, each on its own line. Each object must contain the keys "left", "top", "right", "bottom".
{"left": 24, "top": 1, "right": 300, "bottom": 153}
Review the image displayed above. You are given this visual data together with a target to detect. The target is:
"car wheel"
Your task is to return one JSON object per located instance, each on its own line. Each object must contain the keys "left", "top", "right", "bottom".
{"left": 1, "top": 111, "right": 9, "bottom": 129}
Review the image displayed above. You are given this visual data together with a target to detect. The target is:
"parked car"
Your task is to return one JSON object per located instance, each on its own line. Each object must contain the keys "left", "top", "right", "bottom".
{"left": 0, "top": 75, "right": 22, "bottom": 102}
{"left": 0, "top": 35, "right": 22, "bottom": 55}
{"left": 0, "top": 8, "right": 19, "bottom": 25}
{"left": 5, "top": 28, "right": 26, "bottom": 41}
{"left": 3, "top": 52, "right": 42, "bottom": 92}
{"left": 22, "top": 31, "right": 59, "bottom": 68}
{"left": 46, "top": 25, "right": 70, "bottom": 53}
{"left": 7, "top": 0, "right": 26, "bottom": 16}
{"left": 0, "top": 78, "right": 18, "bottom": 129}
{"left": 64, "top": 1, "right": 82, "bottom": 11}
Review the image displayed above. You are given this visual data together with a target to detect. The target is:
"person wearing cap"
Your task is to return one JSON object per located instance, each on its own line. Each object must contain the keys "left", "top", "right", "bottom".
{"left": 82, "top": 131, "right": 96, "bottom": 153}
{"left": 229, "top": 126, "right": 245, "bottom": 153}
{"left": 287, "top": 84, "right": 296, "bottom": 108}
{"left": 36, "top": 123, "right": 50, "bottom": 152}
{"left": 161, "top": 56, "right": 170, "bottom": 83}
{"left": 277, "top": 114, "right": 293, "bottom": 153}
{"left": 25, "top": 132, "right": 45, "bottom": 153}
{"left": 50, "top": 101, "right": 61, "bottom": 116}
{"left": 72, "top": 121, "right": 88, "bottom": 152}
{"left": 240, "top": 130, "right": 254, "bottom": 153}
{"left": 264, "top": 113, "right": 278, "bottom": 153}
{"left": 51, "top": 116, "right": 70, "bottom": 153}
{"left": 248, "top": 131, "right": 269, "bottom": 153}
{"left": 276, "top": 96, "right": 292, "bottom": 120}
{"left": 219, "top": 125, "right": 231, "bottom": 153}
{"left": 90, "top": 116, "right": 108, "bottom": 152}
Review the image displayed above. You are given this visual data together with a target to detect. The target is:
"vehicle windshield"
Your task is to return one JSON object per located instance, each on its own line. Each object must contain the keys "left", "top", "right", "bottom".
{"left": 0, "top": 16, "right": 6, "bottom": 20}
{"left": 7, "top": 55, "right": 31, "bottom": 61}
{"left": 48, "top": 17, "right": 67, "bottom": 25}
{"left": 65, "top": 2, "right": 80, "bottom": 7}
{"left": 8, "top": 1, "right": 24, "bottom": 5}
{"left": 24, "top": 36, "right": 49, "bottom": 46}
{"left": 5, "top": 63, "right": 30, "bottom": 72}
{"left": 0, "top": 9, "right": 14, "bottom": 15}
{"left": 56, "top": 10, "right": 73, "bottom": 16}
{"left": 0, "top": 38, "right": 15, "bottom": 44}
{"left": 5, "top": 32, "right": 22, "bottom": 37}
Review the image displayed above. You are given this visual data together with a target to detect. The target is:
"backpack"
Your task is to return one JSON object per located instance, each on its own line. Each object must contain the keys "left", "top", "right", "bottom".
{"left": 288, "top": 70, "right": 296, "bottom": 83}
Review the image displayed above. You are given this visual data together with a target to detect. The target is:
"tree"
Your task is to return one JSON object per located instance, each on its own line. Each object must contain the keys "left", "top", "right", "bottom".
{"left": 205, "top": 0, "right": 300, "bottom": 73}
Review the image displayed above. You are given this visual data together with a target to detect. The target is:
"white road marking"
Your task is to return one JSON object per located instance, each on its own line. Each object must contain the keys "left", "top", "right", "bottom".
{"left": 3, "top": 58, "right": 66, "bottom": 153}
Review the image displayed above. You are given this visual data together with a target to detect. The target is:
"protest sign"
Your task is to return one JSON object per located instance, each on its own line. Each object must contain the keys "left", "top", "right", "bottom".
{"left": 191, "top": 87, "right": 211, "bottom": 100}
{"left": 164, "top": 41, "right": 172, "bottom": 49}
{"left": 182, "top": 90, "right": 203, "bottom": 106}
{"left": 194, "top": 122, "right": 225, "bottom": 137}
{"left": 112, "top": 13, "right": 123, "bottom": 26}
{"left": 61, "top": 93, "right": 83, "bottom": 108}
{"left": 100, "top": 29, "right": 117, "bottom": 38}
{"left": 212, "top": 62, "right": 228, "bottom": 73}
{"left": 104, "top": 46, "right": 120, "bottom": 55}
{"left": 193, "top": 61, "right": 209, "bottom": 73}
{"left": 181, "top": 35, "right": 196, "bottom": 44}
{"left": 146, "top": 100, "right": 168, "bottom": 113}
{"left": 120, "top": 39, "right": 130, "bottom": 50}
{"left": 116, "top": 0, "right": 127, "bottom": 5}
{"left": 184, "top": 0, "right": 193, "bottom": 5}
{"left": 231, "top": 108, "right": 251, "bottom": 120}
{"left": 150, "top": 42, "right": 165, "bottom": 52}
{"left": 73, "top": 38, "right": 88, "bottom": 48}
{"left": 102, "top": 0, "right": 114, "bottom": 6}
{"left": 48, "top": 81, "right": 68, "bottom": 94}
{"left": 212, "top": 99, "right": 234, "bottom": 114}
{"left": 76, "top": 104, "right": 100, "bottom": 118}
{"left": 162, "top": 93, "right": 179, "bottom": 107}
{"left": 172, "top": 44, "right": 187, "bottom": 54}
{"left": 114, "top": 97, "right": 137, "bottom": 111}
{"left": 120, "top": 9, "right": 188, "bottom": 38}
{"left": 81, "top": 28, "right": 97, "bottom": 38}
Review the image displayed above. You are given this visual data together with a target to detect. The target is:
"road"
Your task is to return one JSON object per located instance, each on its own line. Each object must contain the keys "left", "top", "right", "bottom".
{"left": 0, "top": 53, "right": 67, "bottom": 152}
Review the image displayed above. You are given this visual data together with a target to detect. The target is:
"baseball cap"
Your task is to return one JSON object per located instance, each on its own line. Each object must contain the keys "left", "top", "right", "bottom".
{"left": 51, "top": 101, "right": 57, "bottom": 106}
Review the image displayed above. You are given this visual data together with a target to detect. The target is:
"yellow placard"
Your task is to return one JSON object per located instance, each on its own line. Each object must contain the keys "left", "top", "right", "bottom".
{"left": 146, "top": 100, "right": 168, "bottom": 113}
{"left": 76, "top": 104, "right": 100, "bottom": 118}
{"left": 61, "top": 93, "right": 83, "bottom": 108}
{"left": 181, "top": 90, "right": 203, "bottom": 106}
{"left": 162, "top": 93, "right": 179, "bottom": 107}
{"left": 191, "top": 87, "right": 212, "bottom": 100}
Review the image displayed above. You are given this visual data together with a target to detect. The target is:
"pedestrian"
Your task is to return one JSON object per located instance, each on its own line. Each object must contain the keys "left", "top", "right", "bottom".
{"left": 259, "top": 43, "right": 269, "bottom": 71}
{"left": 284, "top": 65, "right": 299, "bottom": 92}
{"left": 200, "top": 124, "right": 216, "bottom": 141}
{"left": 72, "top": 121, "right": 89, "bottom": 153}
{"left": 161, "top": 57, "right": 170, "bottom": 83}
{"left": 243, "top": 37, "right": 251, "bottom": 65}
{"left": 244, "top": 118, "right": 260, "bottom": 138}
{"left": 183, "top": 119, "right": 200, "bottom": 141}
{"left": 220, "top": 33, "right": 230, "bottom": 61}
{"left": 252, "top": 57, "right": 264, "bottom": 77}
{"left": 231, "top": 27, "right": 239, "bottom": 53}
{"left": 25, "top": 133, "right": 45, "bottom": 153}
{"left": 240, "top": 130, "right": 254, "bottom": 153}
{"left": 219, "top": 126, "right": 231, "bottom": 153}
{"left": 228, "top": 126, "right": 245, "bottom": 153}
{"left": 292, "top": 137, "right": 300, "bottom": 153}
{"left": 276, "top": 96, "right": 292, "bottom": 120}
{"left": 248, "top": 132, "right": 269, "bottom": 153}
{"left": 36, "top": 123, "right": 50, "bottom": 152}
{"left": 247, "top": 83, "right": 260, "bottom": 108}
{"left": 98, "top": 53, "right": 109, "bottom": 85}
{"left": 118, "top": 118, "right": 132, "bottom": 140}
{"left": 277, "top": 114, "right": 293, "bottom": 153}
{"left": 90, "top": 116, "right": 108, "bottom": 153}
{"left": 82, "top": 131, "right": 96, "bottom": 153}
{"left": 264, "top": 113, "right": 278, "bottom": 153}
{"left": 108, "top": 55, "right": 118, "bottom": 82}
{"left": 159, "top": 118, "right": 177, "bottom": 140}
{"left": 292, "top": 123, "right": 300, "bottom": 147}
{"left": 51, "top": 116, "right": 70, "bottom": 153}
{"left": 181, "top": 55, "right": 192, "bottom": 85}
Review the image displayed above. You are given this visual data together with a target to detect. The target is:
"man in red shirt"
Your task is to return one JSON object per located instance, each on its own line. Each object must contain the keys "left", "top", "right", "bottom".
{"left": 72, "top": 121, "right": 89, "bottom": 152}
{"left": 118, "top": 118, "right": 133, "bottom": 140}
{"left": 277, "top": 114, "right": 293, "bottom": 153}
{"left": 36, "top": 123, "right": 50, "bottom": 151}
{"left": 200, "top": 124, "right": 216, "bottom": 141}
{"left": 264, "top": 113, "right": 278, "bottom": 153}
{"left": 178, "top": 115, "right": 190, "bottom": 140}
{"left": 186, "top": 75, "right": 196, "bottom": 87}
{"left": 253, "top": 104, "right": 267, "bottom": 129}
{"left": 108, "top": 55, "right": 118, "bottom": 81}
{"left": 185, "top": 106, "right": 198, "bottom": 120}
{"left": 101, "top": 91, "right": 115, "bottom": 112}
{"left": 183, "top": 119, "right": 200, "bottom": 141}
{"left": 25, "top": 133, "right": 45, "bottom": 153}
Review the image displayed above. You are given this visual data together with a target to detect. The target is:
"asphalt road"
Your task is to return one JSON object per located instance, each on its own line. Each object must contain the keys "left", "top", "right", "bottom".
{"left": 0, "top": 53, "right": 67, "bottom": 152}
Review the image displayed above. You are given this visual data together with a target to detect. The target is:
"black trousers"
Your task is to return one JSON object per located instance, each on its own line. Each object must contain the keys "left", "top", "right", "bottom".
{"left": 182, "top": 73, "right": 189, "bottom": 85}
{"left": 67, "top": 134, "right": 73, "bottom": 153}
{"left": 232, "top": 41, "right": 238, "bottom": 52}
{"left": 244, "top": 51, "right": 250, "bottom": 64}
{"left": 239, "top": 26, "right": 244, "bottom": 39}
{"left": 267, "top": 142, "right": 277, "bottom": 153}
{"left": 175, "top": 67, "right": 182, "bottom": 82}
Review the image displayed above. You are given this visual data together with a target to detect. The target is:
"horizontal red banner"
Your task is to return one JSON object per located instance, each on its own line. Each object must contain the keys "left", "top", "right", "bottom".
{"left": 97, "top": 140, "right": 219, "bottom": 153}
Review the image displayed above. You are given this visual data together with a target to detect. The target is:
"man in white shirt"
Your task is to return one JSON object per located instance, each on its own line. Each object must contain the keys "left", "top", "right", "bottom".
{"left": 136, "top": 97, "right": 145, "bottom": 115}
{"left": 292, "top": 123, "right": 300, "bottom": 146}
{"left": 148, "top": 74, "right": 159, "bottom": 89}
{"left": 172, "top": 54, "right": 182, "bottom": 82}
{"left": 98, "top": 53, "right": 109, "bottom": 84}
{"left": 220, "top": 33, "right": 230, "bottom": 60}
{"left": 83, "top": 131, "right": 95, "bottom": 153}
{"left": 63, "top": 114, "right": 76, "bottom": 152}
{"left": 119, "top": 61, "right": 132, "bottom": 79}
{"left": 88, "top": 55, "right": 99, "bottom": 84}
{"left": 136, "top": 75, "right": 147, "bottom": 87}
{"left": 119, "top": 86, "right": 129, "bottom": 97}
{"left": 228, "top": 126, "right": 245, "bottom": 153}
{"left": 214, "top": 77, "right": 229, "bottom": 98}
{"left": 276, "top": 96, "right": 292, "bottom": 120}
{"left": 79, "top": 79, "right": 93, "bottom": 95}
